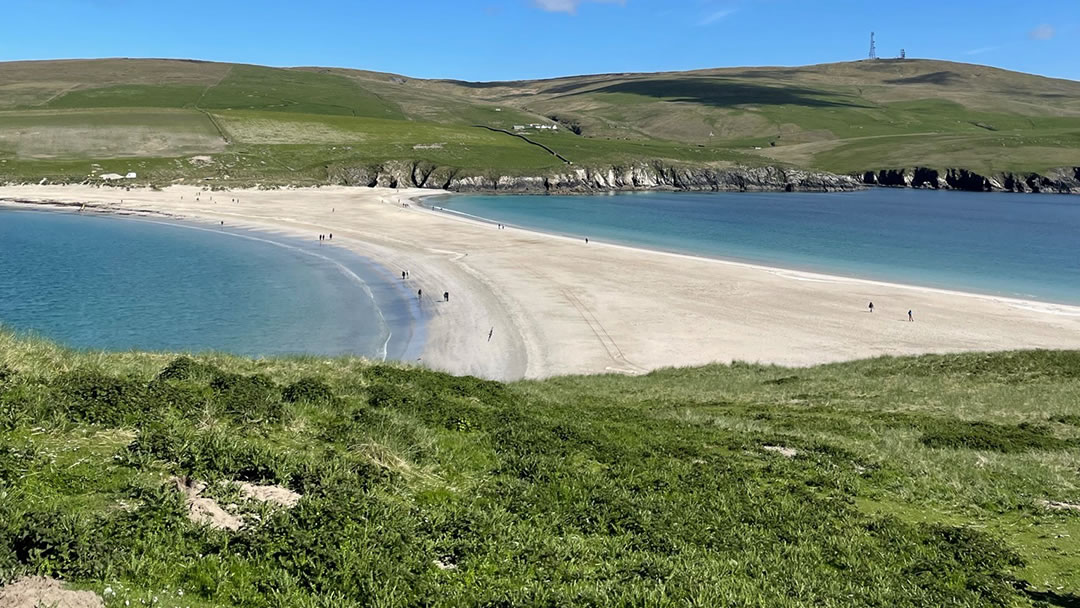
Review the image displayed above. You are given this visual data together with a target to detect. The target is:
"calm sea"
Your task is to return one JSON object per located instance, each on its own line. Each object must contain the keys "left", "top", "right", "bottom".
{"left": 0, "top": 208, "right": 423, "bottom": 358}
{"left": 434, "top": 188, "right": 1080, "bottom": 305}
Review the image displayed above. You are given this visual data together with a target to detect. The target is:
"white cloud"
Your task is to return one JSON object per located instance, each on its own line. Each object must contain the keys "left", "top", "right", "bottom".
{"left": 699, "top": 8, "right": 735, "bottom": 26}
{"left": 964, "top": 46, "right": 999, "bottom": 56}
{"left": 532, "top": 0, "right": 625, "bottom": 14}
{"left": 1028, "top": 24, "right": 1055, "bottom": 40}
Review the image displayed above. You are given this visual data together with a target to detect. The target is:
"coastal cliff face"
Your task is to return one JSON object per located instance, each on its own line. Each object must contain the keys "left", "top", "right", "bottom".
{"left": 329, "top": 161, "right": 1080, "bottom": 195}
{"left": 862, "top": 167, "right": 1080, "bottom": 194}
{"left": 328, "top": 161, "right": 863, "bottom": 193}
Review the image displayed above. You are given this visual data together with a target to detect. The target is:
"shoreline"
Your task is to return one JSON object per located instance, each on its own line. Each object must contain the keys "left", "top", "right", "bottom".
{"left": 0, "top": 202, "right": 427, "bottom": 362}
{"left": 422, "top": 196, "right": 1080, "bottom": 315}
{"left": 3, "top": 184, "right": 1080, "bottom": 380}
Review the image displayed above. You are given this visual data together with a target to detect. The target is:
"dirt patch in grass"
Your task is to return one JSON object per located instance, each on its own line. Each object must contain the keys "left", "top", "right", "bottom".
{"left": 0, "top": 576, "right": 103, "bottom": 608}
{"left": 172, "top": 476, "right": 302, "bottom": 530}
{"left": 1039, "top": 500, "right": 1080, "bottom": 512}
{"left": 762, "top": 445, "right": 799, "bottom": 458}
{"left": 236, "top": 481, "right": 301, "bottom": 508}
{"left": 173, "top": 476, "right": 244, "bottom": 531}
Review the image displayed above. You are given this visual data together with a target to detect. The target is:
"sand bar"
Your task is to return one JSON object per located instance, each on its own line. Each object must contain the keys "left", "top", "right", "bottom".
{"left": 3, "top": 184, "right": 1080, "bottom": 380}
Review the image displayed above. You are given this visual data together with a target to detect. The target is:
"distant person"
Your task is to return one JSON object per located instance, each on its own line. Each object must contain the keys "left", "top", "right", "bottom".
{"left": 220, "top": 221, "right": 223, "bottom": 227}
{"left": 868, "top": 301, "right": 874, "bottom": 313}
{"left": 329, "top": 233, "right": 332, "bottom": 240}
{"left": 908, "top": 310, "right": 914, "bottom": 322}
{"left": 417, "top": 289, "right": 422, "bottom": 300}
{"left": 585, "top": 237, "right": 589, "bottom": 244}
{"left": 402, "top": 271, "right": 407, "bottom": 280}
{"left": 444, "top": 291, "right": 449, "bottom": 303}
{"left": 488, "top": 327, "right": 494, "bottom": 342}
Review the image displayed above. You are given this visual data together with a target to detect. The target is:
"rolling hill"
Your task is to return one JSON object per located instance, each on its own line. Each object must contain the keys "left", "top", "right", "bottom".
{"left": 1, "top": 57, "right": 1078, "bottom": 190}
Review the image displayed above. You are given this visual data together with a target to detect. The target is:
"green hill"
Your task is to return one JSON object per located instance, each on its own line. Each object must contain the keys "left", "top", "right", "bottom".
{"left": 1, "top": 331, "right": 1079, "bottom": 605}
{"left": 0, "top": 58, "right": 1078, "bottom": 186}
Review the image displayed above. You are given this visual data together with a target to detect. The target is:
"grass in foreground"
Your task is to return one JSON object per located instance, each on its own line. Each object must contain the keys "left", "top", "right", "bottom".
{"left": 1, "top": 331, "right": 1079, "bottom": 606}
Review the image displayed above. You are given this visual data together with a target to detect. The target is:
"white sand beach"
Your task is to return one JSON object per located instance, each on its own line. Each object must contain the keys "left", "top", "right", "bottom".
{"left": 3, "top": 184, "right": 1080, "bottom": 380}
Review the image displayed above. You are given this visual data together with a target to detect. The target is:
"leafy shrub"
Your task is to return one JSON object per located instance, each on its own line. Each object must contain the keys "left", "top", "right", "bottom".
{"left": 126, "top": 423, "right": 291, "bottom": 484}
{"left": 364, "top": 364, "right": 415, "bottom": 385}
{"left": 366, "top": 382, "right": 418, "bottom": 409}
{"left": 5, "top": 509, "right": 109, "bottom": 579}
{"left": 156, "top": 356, "right": 220, "bottom": 382}
{"left": 864, "top": 518, "right": 1023, "bottom": 606}
{"left": 920, "top": 420, "right": 1071, "bottom": 453}
{"left": 211, "top": 373, "right": 285, "bottom": 424}
{"left": 146, "top": 379, "right": 212, "bottom": 419}
{"left": 283, "top": 377, "right": 335, "bottom": 404}
{"left": 0, "top": 442, "right": 36, "bottom": 486}
{"left": 0, "top": 365, "right": 14, "bottom": 384}
{"left": 54, "top": 370, "right": 148, "bottom": 425}
{"left": 443, "top": 375, "right": 511, "bottom": 407}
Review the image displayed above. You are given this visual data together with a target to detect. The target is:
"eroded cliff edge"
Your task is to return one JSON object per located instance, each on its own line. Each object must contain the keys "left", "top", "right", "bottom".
{"left": 861, "top": 167, "right": 1080, "bottom": 194}
{"left": 328, "top": 161, "right": 1080, "bottom": 195}
{"left": 328, "top": 162, "right": 863, "bottom": 193}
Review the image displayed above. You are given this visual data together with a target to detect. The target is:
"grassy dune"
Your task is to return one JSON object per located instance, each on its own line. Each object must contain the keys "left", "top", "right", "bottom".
{"left": 0, "top": 58, "right": 1078, "bottom": 185}
{"left": 1, "top": 331, "right": 1078, "bottom": 606}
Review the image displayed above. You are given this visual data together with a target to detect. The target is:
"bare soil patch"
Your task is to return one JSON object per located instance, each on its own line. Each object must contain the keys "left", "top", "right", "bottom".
{"left": 173, "top": 476, "right": 244, "bottom": 531}
{"left": 0, "top": 576, "right": 104, "bottom": 608}
{"left": 762, "top": 445, "right": 799, "bottom": 458}
{"left": 236, "top": 481, "right": 301, "bottom": 508}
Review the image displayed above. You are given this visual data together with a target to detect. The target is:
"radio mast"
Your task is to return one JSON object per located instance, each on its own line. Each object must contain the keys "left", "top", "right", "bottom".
{"left": 869, "top": 32, "right": 878, "bottom": 60}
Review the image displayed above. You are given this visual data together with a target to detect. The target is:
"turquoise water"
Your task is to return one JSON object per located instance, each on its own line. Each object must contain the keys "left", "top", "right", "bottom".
{"left": 435, "top": 189, "right": 1080, "bottom": 305}
{"left": 0, "top": 208, "right": 423, "bottom": 359}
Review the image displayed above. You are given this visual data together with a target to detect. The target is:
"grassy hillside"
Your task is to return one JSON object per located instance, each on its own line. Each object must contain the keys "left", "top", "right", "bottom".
{"left": 1, "top": 331, "right": 1079, "bottom": 606}
{"left": 0, "top": 58, "right": 1078, "bottom": 186}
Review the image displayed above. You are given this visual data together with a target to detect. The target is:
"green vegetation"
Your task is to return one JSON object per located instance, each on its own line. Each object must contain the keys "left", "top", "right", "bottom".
{"left": 0, "top": 57, "right": 1077, "bottom": 186}
{"left": 1, "top": 332, "right": 1079, "bottom": 606}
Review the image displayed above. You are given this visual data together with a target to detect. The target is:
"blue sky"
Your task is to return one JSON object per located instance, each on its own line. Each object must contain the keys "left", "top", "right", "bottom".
{"left": 3, "top": 0, "right": 1076, "bottom": 81}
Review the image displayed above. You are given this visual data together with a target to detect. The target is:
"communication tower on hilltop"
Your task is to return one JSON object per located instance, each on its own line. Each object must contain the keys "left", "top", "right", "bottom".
{"left": 868, "top": 32, "right": 878, "bottom": 60}
{"left": 900, "top": 48, "right": 906, "bottom": 59}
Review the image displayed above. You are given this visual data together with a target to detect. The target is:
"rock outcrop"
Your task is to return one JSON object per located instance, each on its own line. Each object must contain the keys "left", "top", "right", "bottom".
{"left": 861, "top": 166, "right": 1080, "bottom": 194}
{"left": 330, "top": 160, "right": 1080, "bottom": 195}
{"left": 328, "top": 161, "right": 863, "bottom": 194}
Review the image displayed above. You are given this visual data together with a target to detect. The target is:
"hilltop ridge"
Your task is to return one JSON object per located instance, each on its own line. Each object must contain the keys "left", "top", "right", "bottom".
{"left": 0, "top": 57, "right": 1078, "bottom": 191}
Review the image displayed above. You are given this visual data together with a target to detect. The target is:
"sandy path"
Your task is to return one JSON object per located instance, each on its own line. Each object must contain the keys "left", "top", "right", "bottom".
{"left": 3, "top": 184, "right": 1080, "bottom": 380}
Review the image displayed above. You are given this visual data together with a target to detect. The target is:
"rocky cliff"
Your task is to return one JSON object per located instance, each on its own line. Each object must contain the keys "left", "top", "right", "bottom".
{"left": 861, "top": 167, "right": 1080, "bottom": 194}
{"left": 329, "top": 161, "right": 1080, "bottom": 195}
{"left": 327, "top": 161, "right": 863, "bottom": 194}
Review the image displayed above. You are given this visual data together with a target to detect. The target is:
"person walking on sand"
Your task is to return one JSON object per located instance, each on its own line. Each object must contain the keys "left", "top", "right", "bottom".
{"left": 402, "top": 271, "right": 407, "bottom": 280}
{"left": 444, "top": 291, "right": 449, "bottom": 303}
{"left": 908, "top": 310, "right": 914, "bottom": 322}
{"left": 328, "top": 233, "right": 332, "bottom": 240}
{"left": 488, "top": 327, "right": 494, "bottom": 342}
{"left": 418, "top": 289, "right": 422, "bottom": 300}
{"left": 868, "top": 301, "right": 874, "bottom": 313}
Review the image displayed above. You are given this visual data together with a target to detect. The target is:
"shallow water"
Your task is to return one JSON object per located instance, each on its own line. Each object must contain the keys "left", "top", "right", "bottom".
{"left": 435, "top": 189, "right": 1080, "bottom": 305}
{"left": 0, "top": 208, "right": 423, "bottom": 359}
